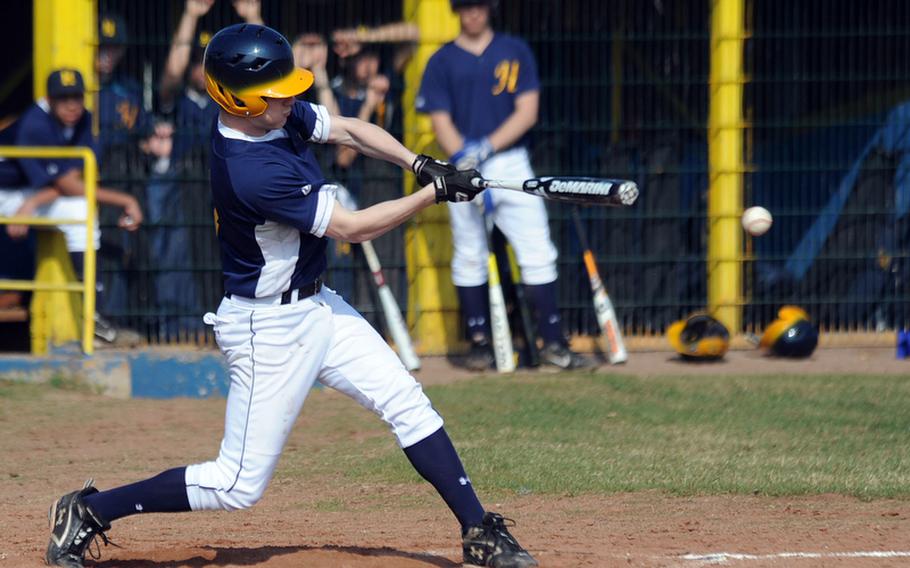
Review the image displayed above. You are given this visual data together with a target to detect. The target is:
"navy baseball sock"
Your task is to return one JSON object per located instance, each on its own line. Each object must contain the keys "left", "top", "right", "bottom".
{"left": 456, "top": 284, "right": 491, "bottom": 343}
{"left": 404, "top": 427, "right": 485, "bottom": 531}
{"left": 83, "top": 467, "right": 191, "bottom": 523}
{"left": 525, "top": 280, "right": 564, "bottom": 344}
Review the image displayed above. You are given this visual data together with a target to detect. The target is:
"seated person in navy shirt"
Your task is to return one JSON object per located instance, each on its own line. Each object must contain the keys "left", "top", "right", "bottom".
{"left": 0, "top": 69, "right": 144, "bottom": 345}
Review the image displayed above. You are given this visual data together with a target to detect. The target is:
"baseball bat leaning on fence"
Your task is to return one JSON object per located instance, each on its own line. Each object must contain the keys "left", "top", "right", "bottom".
{"left": 491, "top": 228, "right": 540, "bottom": 368}
{"left": 473, "top": 176, "right": 639, "bottom": 207}
{"left": 360, "top": 240, "right": 421, "bottom": 371}
{"left": 571, "top": 207, "right": 628, "bottom": 364}
{"left": 481, "top": 191, "right": 516, "bottom": 373}
{"left": 333, "top": 184, "right": 421, "bottom": 371}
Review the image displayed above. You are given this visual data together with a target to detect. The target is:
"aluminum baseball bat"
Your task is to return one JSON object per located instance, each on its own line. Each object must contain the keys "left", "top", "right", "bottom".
{"left": 473, "top": 176, "right": 639, "bottom": 207}
{"left": 571, "top": 208, "right": 628, "bottom": 364}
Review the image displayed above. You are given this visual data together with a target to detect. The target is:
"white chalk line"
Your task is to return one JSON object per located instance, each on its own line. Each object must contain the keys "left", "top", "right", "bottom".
{"left": 424, "top": 548, "right": 910, "bottom": 565}
{"left": 681, "top": 550, "right": 910, "bottom": 565}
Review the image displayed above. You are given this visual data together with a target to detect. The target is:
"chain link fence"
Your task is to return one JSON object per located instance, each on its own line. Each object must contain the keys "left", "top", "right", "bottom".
{"left": 87, "top": 0, "right": 910, "bottom": 346}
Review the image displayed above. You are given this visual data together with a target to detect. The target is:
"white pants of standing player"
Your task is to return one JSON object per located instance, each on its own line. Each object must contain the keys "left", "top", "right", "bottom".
{"left": 447, "top": 146, "right": 558, "bottom": 287}
{"left": 184, "top": 287, "right": 444, "bottom": 511}
{"left": 0, "top": 189, "right": 100, "bottom": 252}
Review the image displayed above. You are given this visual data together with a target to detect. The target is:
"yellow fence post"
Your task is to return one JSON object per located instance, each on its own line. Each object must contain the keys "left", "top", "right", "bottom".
{"left": 403, "top": 0, "right": 460, "bottom": 354}
{"left": 34, "top": 0, "right": 97, "bottom": 111}
{"left": 707, "top": 0, "right": 745, "bottom": 333}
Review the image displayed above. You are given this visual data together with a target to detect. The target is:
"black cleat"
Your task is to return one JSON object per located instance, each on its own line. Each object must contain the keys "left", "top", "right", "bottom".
{"left": 462, "top": 512, "right": 538, "bottom": 567}
{"left": 46, "top": 479, "right": 113, "bottom": 567}
{"left": 540, "top": 341, "right": 598, "bottom": 370}
{"left": 464, "top": 340, "right": 495, "bottom": 372}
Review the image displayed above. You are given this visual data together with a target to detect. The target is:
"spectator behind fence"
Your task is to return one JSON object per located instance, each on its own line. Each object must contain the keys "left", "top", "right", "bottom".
{"left": 330, "top": 45, "right": 393, "bottom": 194}
{"left": 160, "top": 0, "right": 264, "bottom": 165}
{"left": 97, "top": 14, "right": 148, "bottom": 160}
{"left": 763, "top": 101, "right": 910, "bottom": 328}
{"left": 324, "top": 45, "right": 401, "bottom": 310}
{"left": 137, "top": 118, "right": 204, "bottom": 338}
{"left": 0, "top": 69, "right": 143, "bottom": 347}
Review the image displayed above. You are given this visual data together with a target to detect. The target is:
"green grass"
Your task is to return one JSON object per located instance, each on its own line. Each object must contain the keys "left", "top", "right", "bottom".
{"left": 334, "top": 373, "right": 910, "bottom": 500}
{"left": 3, "top": 371, "right": 908, "bottom": 500}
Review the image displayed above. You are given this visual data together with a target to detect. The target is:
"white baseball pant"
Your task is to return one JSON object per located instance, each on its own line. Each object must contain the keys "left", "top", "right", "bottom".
{"left": 447, "top": 146, "right": 558, "bottom": 287}
{"left": 185, "top": 286, "right": 444, "bottom": 511}
{"left": 0, "top": 188, "right": 100, "bottom": 252}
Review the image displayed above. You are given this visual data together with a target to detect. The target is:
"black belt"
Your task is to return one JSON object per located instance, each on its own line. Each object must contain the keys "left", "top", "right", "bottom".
{"left": 226, "top": 279, "right": 322, "bottom": 304}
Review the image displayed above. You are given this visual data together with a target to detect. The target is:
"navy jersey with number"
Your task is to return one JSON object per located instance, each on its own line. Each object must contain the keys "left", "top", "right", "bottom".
{"left": 416, "top": 33, "right": 539, "bottom": 148}
{"left": 210, "top": 101, "right": 335, "bottom": 298}
{"left": 0, "top": 99, "right": 98, "bottom": 189}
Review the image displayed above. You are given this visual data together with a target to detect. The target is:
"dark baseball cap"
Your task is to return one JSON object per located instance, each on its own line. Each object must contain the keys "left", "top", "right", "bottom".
{"left": 190, "top": 30, "right": 212, "bottom": 65}
{"left": 99, "top": 13, "right": 127, "bottom": 45}
{"left": 47, "top": 69, "right": 86, "bottom": 98}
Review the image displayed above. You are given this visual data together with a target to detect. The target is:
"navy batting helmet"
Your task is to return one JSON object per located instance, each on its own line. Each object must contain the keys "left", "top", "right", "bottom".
{"left": 760, "top": 306, "right": 819, "bottom": 358}
{"left": 204, "top": 24, "right": 314, "bottom": 117}
{"left": 668, "top": 313, "right": 730, "bottom": 361}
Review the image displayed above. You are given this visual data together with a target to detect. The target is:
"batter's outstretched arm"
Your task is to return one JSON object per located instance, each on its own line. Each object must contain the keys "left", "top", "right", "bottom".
{"left": 327, "top": 114, "right": 416, "bottom": 171}
{"left": 325, "top": 184, "right": 436, "bottom": 243}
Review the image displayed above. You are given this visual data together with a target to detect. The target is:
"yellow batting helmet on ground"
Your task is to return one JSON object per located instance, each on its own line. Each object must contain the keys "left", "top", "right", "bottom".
{"left": 668, "top": 313, "right": 730, "bottom": 361}
{"left": 204, "top": 24, "right": 314, "bottom": 117}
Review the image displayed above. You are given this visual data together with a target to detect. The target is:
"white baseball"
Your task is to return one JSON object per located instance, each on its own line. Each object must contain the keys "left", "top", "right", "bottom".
{"left": 742, "top": 206, "right": 772, "bottom": 236}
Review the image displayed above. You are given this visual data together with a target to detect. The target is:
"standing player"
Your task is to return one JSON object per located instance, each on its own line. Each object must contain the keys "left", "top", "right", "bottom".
{"left": 44, "top": 24, "right": 538, "bottom": 568}
{"left": 417, "top": 0, "right": 596, "bottom": 371}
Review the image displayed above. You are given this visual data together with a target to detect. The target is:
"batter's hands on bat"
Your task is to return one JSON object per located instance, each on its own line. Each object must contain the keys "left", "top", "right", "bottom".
{"left": 452, "top": 137, "right": 493, "bottom": 170}
{"left": 433, "top": 169, "right": 483, "bottom": 203}
{"left": 412, "top": 153, "right": 457, "bottom": 186}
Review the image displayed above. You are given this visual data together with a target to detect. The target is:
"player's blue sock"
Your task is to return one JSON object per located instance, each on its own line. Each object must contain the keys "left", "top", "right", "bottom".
{"left": 82, "top": 467, "right": 191, "bottom": 523}
{"left": 456, "top": 284, "right": 492, "bottom": 343}
{"left": 403, "top": 427, "right": 485, "bottom": 531}
{"left": 525, "top": 280, "right": 564, "bottom": 344}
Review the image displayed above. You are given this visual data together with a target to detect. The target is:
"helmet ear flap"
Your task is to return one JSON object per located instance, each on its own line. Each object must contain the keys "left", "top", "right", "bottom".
{"left": 204, "top": 73, "right": 268, "bottom": 117}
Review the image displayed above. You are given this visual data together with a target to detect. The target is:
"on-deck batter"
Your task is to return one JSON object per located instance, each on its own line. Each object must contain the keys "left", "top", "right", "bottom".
{"left": 417, "top": 0, "right": 596, "bottom": 371}
{"left": 44, "top": 23, "right": 537, "bottom": 568}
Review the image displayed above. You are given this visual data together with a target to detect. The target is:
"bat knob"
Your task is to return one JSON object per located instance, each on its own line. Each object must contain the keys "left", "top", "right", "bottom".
{"left": 471, "top": 177, "right": 485, "bottom": 189}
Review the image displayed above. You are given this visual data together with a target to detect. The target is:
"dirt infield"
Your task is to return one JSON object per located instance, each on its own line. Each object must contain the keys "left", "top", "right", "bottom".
{"left": 2, "top": 348, "right": 909, "bottom": 567}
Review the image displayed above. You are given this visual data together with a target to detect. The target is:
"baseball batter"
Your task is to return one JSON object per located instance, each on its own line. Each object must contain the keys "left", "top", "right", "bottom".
{"left": 418, "top": 0, "right": 596, "bottom": 370}
{"left": 44, "top": 24, "right": 537, "bottom": 568}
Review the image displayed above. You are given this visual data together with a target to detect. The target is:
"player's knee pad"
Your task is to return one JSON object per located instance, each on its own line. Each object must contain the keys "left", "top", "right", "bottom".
{"left": 377, "top": 380, "right": 444, "bottom": 448}
{"left": 451, "top": 253, "right": 489, "bottom": 287}
{"left": 185, "top": 457, "right": 275, "bottom": 511}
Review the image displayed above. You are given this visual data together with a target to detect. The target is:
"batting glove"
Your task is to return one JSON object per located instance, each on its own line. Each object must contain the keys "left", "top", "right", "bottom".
{"left": 451, "top": 137, "right": 493, "bottom": 170}
{"left": 434, "top": 169, "right": 483, "bottom": 203}
{"left": 412, "top": 154, "right": 457, "bottom": 187}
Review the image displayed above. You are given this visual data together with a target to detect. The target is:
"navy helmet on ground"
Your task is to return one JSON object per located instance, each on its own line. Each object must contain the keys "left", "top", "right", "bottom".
{"left": 668, "top": 313, "right": 730, "bottom": 361}
{"left": 760, "top": 306, "right": 819, "bottom": 358}
{"left": 203, "top": 24, "right": 314, "bottom": 117}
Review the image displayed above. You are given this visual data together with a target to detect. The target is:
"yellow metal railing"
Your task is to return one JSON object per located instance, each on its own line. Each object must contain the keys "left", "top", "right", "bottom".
{"left": 0, "top": 146, "right": 97, "bottom": 354}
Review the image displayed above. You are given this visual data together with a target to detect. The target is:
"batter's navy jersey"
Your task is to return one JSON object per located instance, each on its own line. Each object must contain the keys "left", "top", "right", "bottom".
{"left": 210, "top": 101, "right": 335, "bottom": 298}
{"left": 416, "top": 34, "right": 539, "bottom": 148}
{"left": 0, "top": 99, "right": 98, "bottom": 189}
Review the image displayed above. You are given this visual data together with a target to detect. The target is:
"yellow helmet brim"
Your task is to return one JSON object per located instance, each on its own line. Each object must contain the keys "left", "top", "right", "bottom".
{"left": 206, "top": 67, "right": 315, "bottom": 117}
{"left": 239, "top": 67, "right": 315, "bottom": 99}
